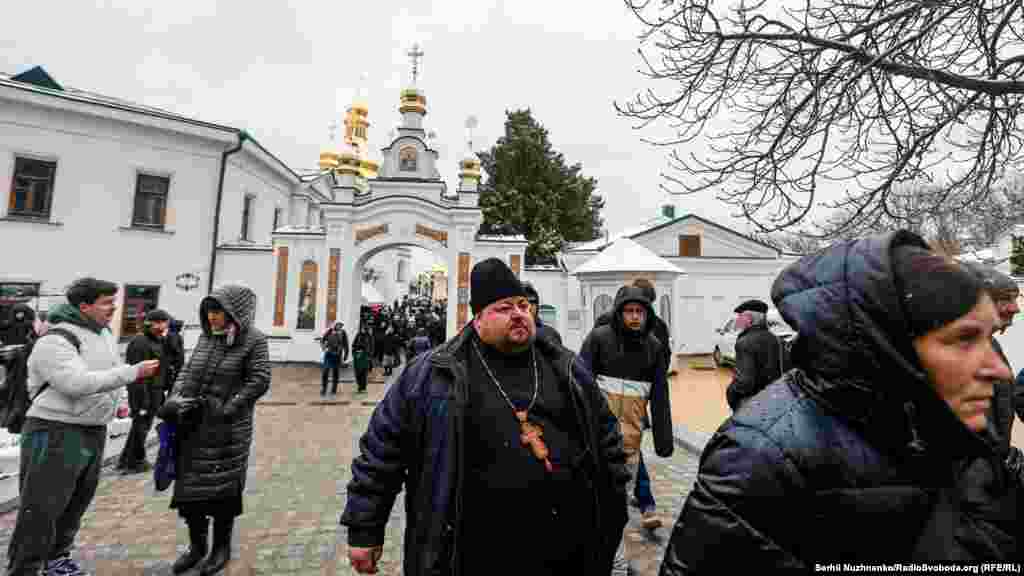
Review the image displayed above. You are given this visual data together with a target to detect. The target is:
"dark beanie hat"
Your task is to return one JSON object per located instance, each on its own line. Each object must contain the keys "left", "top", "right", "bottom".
{"left": 471, "top": 258, "right": 526, "bottom": 315}
{"left": 145, "top": 308, "right": 171, "bottom": 323}
{"left": 734, "top": 299, "right": 769, "bottom": 314}
{"left": 892, "top": 245, "right": 983, "bottom": 337}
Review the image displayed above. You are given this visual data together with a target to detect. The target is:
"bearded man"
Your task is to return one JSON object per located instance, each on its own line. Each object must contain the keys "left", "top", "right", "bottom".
{"left": 341, "top": 257, "right": 629, "bottom": 576}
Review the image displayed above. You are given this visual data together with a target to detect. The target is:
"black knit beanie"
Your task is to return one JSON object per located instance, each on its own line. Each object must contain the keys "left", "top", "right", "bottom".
{"left": 145, "top": 308, "right": 171, "bottom": 323}
{"left": 892, "top": 245, "right": 983, "bottom": 338}
{"left": 470, "top": 258, "right": 526, "bottom": 315}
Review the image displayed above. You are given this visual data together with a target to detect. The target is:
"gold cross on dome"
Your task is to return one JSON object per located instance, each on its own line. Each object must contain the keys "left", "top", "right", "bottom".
{"left": 408, "top": 43, "right": 424, "bottom": 85}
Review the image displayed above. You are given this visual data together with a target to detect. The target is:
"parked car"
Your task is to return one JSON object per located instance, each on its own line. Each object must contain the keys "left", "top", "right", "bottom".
{"left": 712, "top": 308, "right": 795, "bottom": 367}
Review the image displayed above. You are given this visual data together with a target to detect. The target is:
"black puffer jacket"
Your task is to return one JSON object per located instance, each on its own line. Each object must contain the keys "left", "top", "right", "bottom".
{"left": 660, "top": 231, "right": 1018, "bottom": 573}
{"left": 125, "top": 329, "right": 166, "bottom": 416}
{"left": 158, "top": 285, "right": 271, "bottom": 506}
{"left": 582, "top": 286, "right": 673, "bottom": 458}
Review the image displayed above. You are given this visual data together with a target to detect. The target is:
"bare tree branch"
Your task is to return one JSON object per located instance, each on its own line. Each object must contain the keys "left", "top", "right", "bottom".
{"left": 617, "top": 0, "right": 1024, "bottom": 237}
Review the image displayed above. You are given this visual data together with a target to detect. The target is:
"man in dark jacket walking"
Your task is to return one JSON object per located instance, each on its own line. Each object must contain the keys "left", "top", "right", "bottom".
{"left": 352, "top": 326, "right": 373, "bottom": 394}
{"left": 117, "top": 308, "right": 171, "bottom": 474}
{"left": 342, "top": 258, "right": 629, "bottom": 575}
{"left": 321, "top": 322, "right": 349, "bottom": 396}
{"left": 580, "top": 285, "right": 673, "bottom": 575}
{"left": 725, "top": 299, "right": 786, "bottom": 411}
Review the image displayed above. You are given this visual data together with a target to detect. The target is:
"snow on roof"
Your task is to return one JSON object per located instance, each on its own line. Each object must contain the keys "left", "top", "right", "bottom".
{"left": 569, "top": 213, "right": 672, "bottom": 252}
{"left": 572, "top": 237, "right": 684, "bottom": 275}
{"left": 475, "top": 234, "right": 528, "bottom": 243}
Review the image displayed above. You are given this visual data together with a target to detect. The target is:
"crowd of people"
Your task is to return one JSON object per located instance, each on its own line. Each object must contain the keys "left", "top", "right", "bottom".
{"left": 317, "top": 295, "right": 449, "bottom": 396}
{"left": 3, "top": 228, "right": 1023, "bottom": 575}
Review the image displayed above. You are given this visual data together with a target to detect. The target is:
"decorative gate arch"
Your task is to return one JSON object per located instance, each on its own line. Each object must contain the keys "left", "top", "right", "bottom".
{"left": 267, "top": 75, "right": 528, "bottom": 362}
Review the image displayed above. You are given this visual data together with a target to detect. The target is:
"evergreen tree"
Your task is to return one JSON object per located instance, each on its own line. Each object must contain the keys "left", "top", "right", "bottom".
{"left": 478, "top": 110, "right": 604, "bottom": 263}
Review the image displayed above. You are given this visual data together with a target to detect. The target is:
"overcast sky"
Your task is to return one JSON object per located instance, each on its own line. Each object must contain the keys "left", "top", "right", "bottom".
{"left": 3, "top": 0, "right": 751, "bottom": 245}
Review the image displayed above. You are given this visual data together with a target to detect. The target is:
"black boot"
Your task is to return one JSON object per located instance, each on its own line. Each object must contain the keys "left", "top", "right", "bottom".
{"left": 200, "top": 516, "right": 234, "bottom": 575}
{"left": 173, "top": 515, "right": 208, "bottom": 574}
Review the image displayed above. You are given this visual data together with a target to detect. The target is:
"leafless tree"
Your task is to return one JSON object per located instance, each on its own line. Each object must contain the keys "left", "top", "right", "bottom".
{"left": 617, "top": 0, "right": 1024, "bottom": 238}
{"left": 749, "top": 230, "right": 826, "bottom": 254}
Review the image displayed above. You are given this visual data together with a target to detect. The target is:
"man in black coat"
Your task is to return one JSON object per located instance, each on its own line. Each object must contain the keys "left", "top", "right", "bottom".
{"left": 725, "top": 299, "right": 785, "bottom": 411}
{"left": 342, "top": 258, "right": 629, "bottom": 575}
{"left": 117, "top": 308, "right": 171, "bottom": 474}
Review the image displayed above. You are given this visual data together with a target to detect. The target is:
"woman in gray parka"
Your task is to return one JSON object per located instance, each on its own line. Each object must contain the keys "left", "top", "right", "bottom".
{"left": 158, "top": 284, "right": 271, "bottom": 575}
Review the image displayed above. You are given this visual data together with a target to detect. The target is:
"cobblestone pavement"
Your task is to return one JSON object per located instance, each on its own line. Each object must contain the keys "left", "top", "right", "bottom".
{"left": 0, "top": 366, "right": 700, "bottom": 575}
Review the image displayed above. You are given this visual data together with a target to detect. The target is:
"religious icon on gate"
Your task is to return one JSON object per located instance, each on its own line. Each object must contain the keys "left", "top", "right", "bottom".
{"left": 399, "top": 146, "right": 418, "bottom": 172}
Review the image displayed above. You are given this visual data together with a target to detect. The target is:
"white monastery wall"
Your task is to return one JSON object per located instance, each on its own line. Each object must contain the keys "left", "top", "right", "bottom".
{"left": 0, "top": 96, "right": 226, "bottom": 338}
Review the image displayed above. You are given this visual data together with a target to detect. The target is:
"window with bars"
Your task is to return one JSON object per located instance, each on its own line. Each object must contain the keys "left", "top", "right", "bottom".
{"left": 9, "top": 157, "right": 57, "bottom": 218}
{"left": 132, "top": 174, "right": 169, "bottom": 228}
{"left": 120, "top": 285, "right": 160, "bottom": 339}
{"left": 241, "top": 194, "right": 254, "bottom": 240}
{"left": 678, "top": 234, "right": 702, "bottom": 257}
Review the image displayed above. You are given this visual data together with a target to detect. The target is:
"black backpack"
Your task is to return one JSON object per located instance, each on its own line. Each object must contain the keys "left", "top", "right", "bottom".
{"left": 0, "top": 328, "right": 81, "bottom": 433}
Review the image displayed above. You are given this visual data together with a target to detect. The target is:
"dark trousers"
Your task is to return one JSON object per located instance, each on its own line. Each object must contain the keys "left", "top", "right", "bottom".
{"left": 321, "top": 358, "right": 340, "bottom": 395}
{"left": 118, "top": 413, "right": 154, "bottom": 469}
{"left": 355, "top": 368, "right": 369, "bottom": 392}
{"left": 7, "top": 420, "right": 106, "bottom": 576}
{"left": 634, "top": 452, "right": 656, "bottom": 513}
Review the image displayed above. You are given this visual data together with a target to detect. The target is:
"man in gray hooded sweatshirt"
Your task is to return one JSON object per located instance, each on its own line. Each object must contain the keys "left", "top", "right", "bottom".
{"left": 6, "top": 278, "right": 159, "bottom": 576}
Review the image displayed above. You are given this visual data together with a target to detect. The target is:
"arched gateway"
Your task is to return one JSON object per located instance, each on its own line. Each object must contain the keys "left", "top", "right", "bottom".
{"left": 265, "top": 72, "right": 526, "bottom": 363}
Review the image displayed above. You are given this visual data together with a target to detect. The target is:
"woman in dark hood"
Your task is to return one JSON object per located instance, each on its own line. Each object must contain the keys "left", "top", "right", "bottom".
{"left": 660, "top": 231, "right": 1018, "bottom": 572}
{"left": 158, "top": 285, "right": 271, "bottom": 575}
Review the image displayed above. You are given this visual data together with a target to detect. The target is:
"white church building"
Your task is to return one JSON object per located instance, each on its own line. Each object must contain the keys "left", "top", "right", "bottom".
{"left": 1, "top": 62, "right": 799, "bottom": 363}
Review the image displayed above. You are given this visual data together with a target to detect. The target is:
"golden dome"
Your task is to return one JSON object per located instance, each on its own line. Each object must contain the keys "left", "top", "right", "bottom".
{"left": 359, "top": 158, "right": 379, "bottom": 179}
{"left": 459, "top": 157, "right": 481, "bottom": 180}
{"left": 336, "top": 153, "right": 362, "bottom": 176}
{"left": 318, "top": 151, "right": 340, "bottom": 170}
{"left": 399, "top": 88, "right": 427, "bottom": 115}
